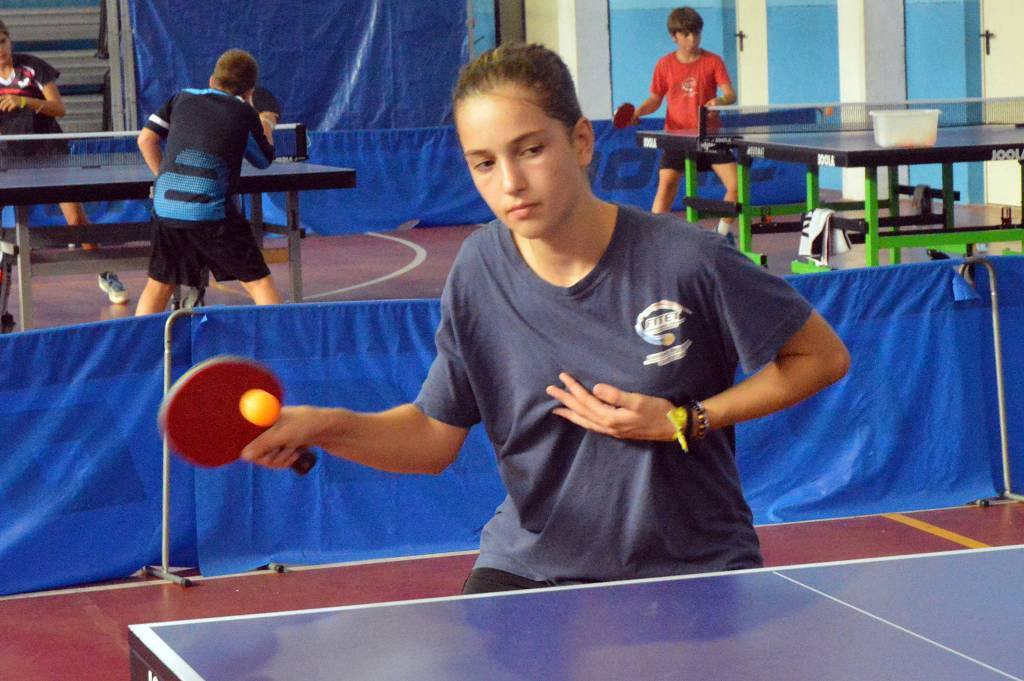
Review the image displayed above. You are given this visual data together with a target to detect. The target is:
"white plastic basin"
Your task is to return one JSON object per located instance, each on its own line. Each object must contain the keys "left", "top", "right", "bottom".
{"left": 868, "top": 109, "right": 941, "bottom": 148}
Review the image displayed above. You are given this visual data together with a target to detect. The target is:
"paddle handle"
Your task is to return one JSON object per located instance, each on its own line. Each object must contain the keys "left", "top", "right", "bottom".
{"left": 291, "top": 448, "right": 318, "bottom": 476}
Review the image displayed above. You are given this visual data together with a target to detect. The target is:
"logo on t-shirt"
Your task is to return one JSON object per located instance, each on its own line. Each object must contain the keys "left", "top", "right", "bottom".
{"left": 1, "top": 64, "right": 37, "bottom": 90}
{"left": 679, "top": 77, "right": 697, "bottom": 96}
{"left": 635, "top": 300, "right": 692, "bottom": 366}
{"left": 0, "top": 73, "right": 32, "bottom": 90}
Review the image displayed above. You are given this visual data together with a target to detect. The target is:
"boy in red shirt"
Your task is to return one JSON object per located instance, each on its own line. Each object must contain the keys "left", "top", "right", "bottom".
{"left": 633, "top": 7, "right": 737, "bottom": 240}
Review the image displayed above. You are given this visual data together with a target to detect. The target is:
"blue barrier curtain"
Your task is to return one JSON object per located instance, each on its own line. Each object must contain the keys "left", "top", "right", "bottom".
{"left": 129, "top": 0, "right": 467, "bottom": 130}
{"left": 2, "top": 260, "right": 1022, "bottom": 593}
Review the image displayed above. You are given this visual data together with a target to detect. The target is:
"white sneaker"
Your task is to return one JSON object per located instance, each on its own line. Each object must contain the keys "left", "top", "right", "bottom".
{"left": 98, "top": 271, "right": 129, "bottom": 304}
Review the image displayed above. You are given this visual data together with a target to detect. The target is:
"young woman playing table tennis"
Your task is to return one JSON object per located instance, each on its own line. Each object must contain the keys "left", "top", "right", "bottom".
{"left": 0, "top": 19, "right": 128, "bottom": 304}
{"left": 242, "top": 43, "right": 850, "bottom": 593}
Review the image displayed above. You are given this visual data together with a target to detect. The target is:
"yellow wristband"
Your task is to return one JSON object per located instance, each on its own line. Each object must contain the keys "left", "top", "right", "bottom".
{"left": 20, "top": 96, "right": 26, "bottom": 109}
{"left": 666, "top": 406, "right": 689, "bottom": 453}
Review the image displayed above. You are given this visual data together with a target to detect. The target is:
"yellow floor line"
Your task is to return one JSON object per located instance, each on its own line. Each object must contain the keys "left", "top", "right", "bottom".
{"left": 883, "top": 513, "right": 990, "bottom": 549}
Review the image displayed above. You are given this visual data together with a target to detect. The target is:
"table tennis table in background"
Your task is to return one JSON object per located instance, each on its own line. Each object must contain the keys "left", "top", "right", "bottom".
{"left": 129, "top": 545, "right": 1024, "bottom": 681}
{"left": 638, "top": 97, "right": 1024, "bottom": 271}
{"left": 0, "top": 124, "right": 356, "bottom": 331}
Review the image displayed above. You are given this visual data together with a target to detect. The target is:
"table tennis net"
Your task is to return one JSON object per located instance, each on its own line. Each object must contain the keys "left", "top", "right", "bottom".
{"left": 701, "top": 97, "right": 1024, "bottom": 136}
{"left": 0, "top": 123, "right": 307, "bottom": 171}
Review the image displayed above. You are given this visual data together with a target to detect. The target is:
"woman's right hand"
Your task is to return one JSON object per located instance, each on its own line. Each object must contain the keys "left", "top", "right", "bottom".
{"left": 241, "top": 405, "right": 324, "bottom": 469}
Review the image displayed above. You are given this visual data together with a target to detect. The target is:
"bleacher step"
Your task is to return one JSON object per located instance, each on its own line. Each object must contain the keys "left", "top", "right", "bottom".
{"left": 62, "top": 94, "right": 105, "bottom": 133}
{"left": 34, "top": 49, "right": 107, "bottom": 88}
{"left": 2, "top": 7, "right": 101, "bottom": 44}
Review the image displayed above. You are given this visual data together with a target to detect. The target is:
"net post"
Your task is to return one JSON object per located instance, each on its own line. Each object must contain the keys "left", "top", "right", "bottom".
{"left": 295, "top": 124, "right": 308, "bottom": 161}
{"left": 14, "top": 206, "right": 34, "bottom": 331}
{"left": 286, "top": 191, "right": 303, "bottom": 301}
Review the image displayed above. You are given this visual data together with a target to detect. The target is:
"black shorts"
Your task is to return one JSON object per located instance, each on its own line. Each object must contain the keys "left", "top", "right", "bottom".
{"left": 660, "top": 146, "right": 736, "bottom": 173}
{"left": 147, "top": 215, "right": 270, "bottom": 287}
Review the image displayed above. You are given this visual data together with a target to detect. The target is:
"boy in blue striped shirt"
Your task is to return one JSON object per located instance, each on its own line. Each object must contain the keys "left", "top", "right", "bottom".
{"left": 135, "top": 48, "right": 281, "bottom": 316}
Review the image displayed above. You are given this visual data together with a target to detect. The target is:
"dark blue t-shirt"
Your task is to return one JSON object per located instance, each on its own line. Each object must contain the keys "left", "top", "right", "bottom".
{"left": 143, "top": 88, "right": 274, "bottom": 228}
{"left": 415, "top": 205, "right": 813, "bottom": 583}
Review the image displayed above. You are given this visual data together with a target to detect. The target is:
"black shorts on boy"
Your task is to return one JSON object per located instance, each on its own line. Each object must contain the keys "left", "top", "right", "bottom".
{"left": 142, "top": 87, "right": 276, "bottom": 289}
{"left": 147, "top": 214, "right": 269, "bottom": 287}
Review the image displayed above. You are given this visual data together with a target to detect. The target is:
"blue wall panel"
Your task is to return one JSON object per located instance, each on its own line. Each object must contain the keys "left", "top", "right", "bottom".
{"left": 610, "top": 2, "right": 737, "bottom": 117}
{"left": 905, "top": 0, "right": 983, "bottom": 203}
{"left": 767, "top": 0, "right": 841, "bottom": 190}
{"left": 471, "top": 0, "right": 496, "bottom": 55}
{"left": 766, "top": 1, "right": 839, "bottom": 105}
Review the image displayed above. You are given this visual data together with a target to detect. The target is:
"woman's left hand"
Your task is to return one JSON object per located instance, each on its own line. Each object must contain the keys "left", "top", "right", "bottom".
{"left": 546, "top": 372, "right": 677, "bottom": 442}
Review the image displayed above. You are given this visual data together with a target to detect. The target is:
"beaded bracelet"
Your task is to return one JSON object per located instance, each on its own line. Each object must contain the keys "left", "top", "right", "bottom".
{"left": 688, "top": 400, "right": 709, "bottom": 440}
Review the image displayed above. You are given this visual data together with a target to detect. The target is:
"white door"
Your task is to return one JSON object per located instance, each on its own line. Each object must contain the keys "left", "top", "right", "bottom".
{"left": 735, "top": 0, "right": 769, "bottom": 106}
{"left": 981, "top": 0, "right": 1024, "bottom": 206}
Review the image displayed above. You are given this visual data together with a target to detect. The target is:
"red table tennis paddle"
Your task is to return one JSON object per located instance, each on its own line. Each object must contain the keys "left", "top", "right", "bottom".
{"left": 158, "top": 355, "right": 317, "bottom": 475}
{"left": 613, "top": 102, "right": 636, "bottom": 129}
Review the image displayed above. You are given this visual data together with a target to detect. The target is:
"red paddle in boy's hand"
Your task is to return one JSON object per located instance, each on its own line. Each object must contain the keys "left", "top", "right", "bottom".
{"left": 613, "top": 102, "right": 636, "bottom": 129}
{"left": 158, "top": 355, "right": 317, "bottom": 475}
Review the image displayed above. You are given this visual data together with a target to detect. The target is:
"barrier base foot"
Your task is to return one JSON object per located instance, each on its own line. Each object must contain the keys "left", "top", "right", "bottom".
{"left": 144, "top": 565, "right": 194, "bottom": 586}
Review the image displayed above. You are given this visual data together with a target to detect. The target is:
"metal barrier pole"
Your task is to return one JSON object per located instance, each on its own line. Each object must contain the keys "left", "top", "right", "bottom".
{"left": 964, "top": 257, "right": 1022, "bottom": 504}
{"left": 143, "top": 308, "right": 196, "bottom": 585}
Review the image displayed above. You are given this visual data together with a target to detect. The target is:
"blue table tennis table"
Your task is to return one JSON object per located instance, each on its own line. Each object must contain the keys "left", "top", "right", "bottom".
{"left": 129, "top": 545, "right": 1024, "bottom": 680}
{"left": 0, "top": 129, "right": 356, "bottom": 331}
{"left": 638, "top": 99, "right": 1024, "bottom": 271}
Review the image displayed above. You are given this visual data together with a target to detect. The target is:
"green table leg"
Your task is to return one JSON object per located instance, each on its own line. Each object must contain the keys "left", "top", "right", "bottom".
{"left": 738, "top": 161, "right": 752, "bottom": 251}
{"left": 806, "top": 165, "right": 819, "bottom": 211}
{"left": 684, "top": 157, "right": 698, "bottom": 223}
{"left": 865, "top": 167, "right": 880, "bottom": 267}
{"left": 939, "top": 163, "right": 967, "bottom": 255}
{"left": 943, "top": 163, "right": 955, "bottom": 229}
{"left": 789, "top": 165, "right": 826, "bottom": 274}
{"left": 790, "top": 259, "right": 833, "bottom": 274}
{"left": 887, "top": 166, "right": 901, "bottom": 264}
{"left": 736, "top": 160, "right": 766, "bottom": 265}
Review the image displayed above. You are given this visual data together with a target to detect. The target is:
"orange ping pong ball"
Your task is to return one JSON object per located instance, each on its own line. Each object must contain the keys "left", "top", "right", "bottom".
{"left": 239, "top": 389, "right": 281, "bottom": 428}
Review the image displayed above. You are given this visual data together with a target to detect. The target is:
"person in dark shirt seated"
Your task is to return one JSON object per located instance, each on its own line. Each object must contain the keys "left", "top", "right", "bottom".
{"left": 0, "top": 18, "right": 128, "bottom": 305}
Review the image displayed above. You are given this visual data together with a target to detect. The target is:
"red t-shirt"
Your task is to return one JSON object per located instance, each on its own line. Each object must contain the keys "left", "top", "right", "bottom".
{"left": 650, "top": 50, "right": 731, "bottom": 132}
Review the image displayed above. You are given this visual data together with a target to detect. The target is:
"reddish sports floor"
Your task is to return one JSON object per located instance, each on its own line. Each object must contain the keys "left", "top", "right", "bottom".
{"left": 2, "top": 207, "right": 1021, "bottom": 680}
{"left": 3, "top": 503, "right": 1022, "bottom": 681}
